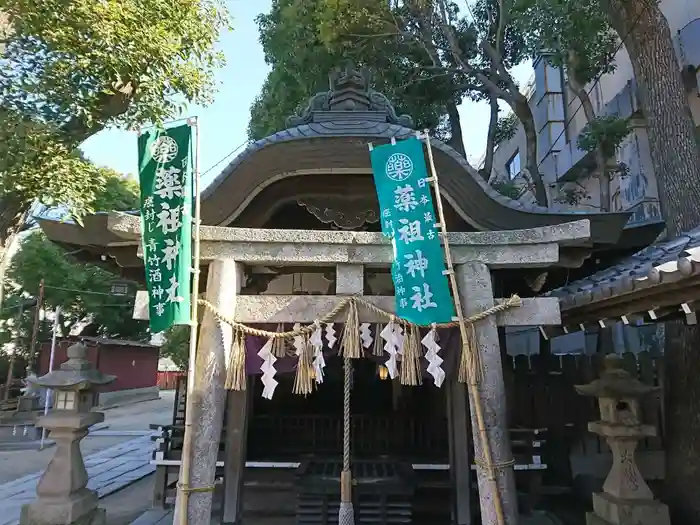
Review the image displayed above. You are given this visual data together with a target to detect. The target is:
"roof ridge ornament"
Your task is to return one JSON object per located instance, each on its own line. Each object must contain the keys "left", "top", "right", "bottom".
{"left": 286, "top": 62, "right": 414, "bottom": 128}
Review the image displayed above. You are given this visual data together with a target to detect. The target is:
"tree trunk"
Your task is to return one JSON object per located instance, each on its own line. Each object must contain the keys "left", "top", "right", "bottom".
{"left": 0, "top": 197, "right": 29, "bottom": 315}
{"left": 601, "top": 2, "right": 700, "bottom": 522}
{"left": 511, "top": 95, "right": 549, "bottom": 206}
{"left": 479, "top": 93, "right": 499, "bottom": 181}
{"left": 603, "top": 0, "right": 700, "bottom": 234}
{"left": 446, "top": 101, "right": 466, "bottom": 157}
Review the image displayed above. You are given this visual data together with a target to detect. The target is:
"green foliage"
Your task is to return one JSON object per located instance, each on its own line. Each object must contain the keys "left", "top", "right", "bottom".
{"left": 2, "top": 232, "right": 148, "bottom": 354}
{"left": 490, "top": 178, "right": 523, "bottom": 200}
{"left": 2, "top": 0, "right": 229, "bottom": 133}
{"left": 92, "top": 172, "right": 141, "bottom": 212}
{"left": 1, "top": 175, "right": 146, "bottom": 356}
{"left": 248, "top": 0, "right": 475, "bottom": 142}
{"left": 553, "top": 183, "right": 591, "bottom": 206}
{"left": 0, "top": 0, "right": 230, "bottom": 239}
{"left": 511, "top": 0, "right": 618, "bottom": 86}
{"left": 577, "top": 116, "right": 631, "bottom": 158}
{"left": 494, "top": 112, "right": 519, "bottom": 144}
{"left": 160, "top": 325, "right": 190, "bottom": 371}
{"left": 0, "top": 113, "right": 108, "bottom": 234}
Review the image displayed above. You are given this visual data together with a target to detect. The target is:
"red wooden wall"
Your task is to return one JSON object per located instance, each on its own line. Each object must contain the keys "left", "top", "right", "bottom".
{"left": 37, "top": 338, "right": 159, "bottom": 393}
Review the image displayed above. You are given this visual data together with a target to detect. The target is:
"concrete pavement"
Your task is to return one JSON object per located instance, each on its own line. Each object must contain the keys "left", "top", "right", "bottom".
{"left": 0, "top": 391, "right": 176, "bottom": 525}
{"left": 0, "top": 391, "right": 174, "bottom": 484}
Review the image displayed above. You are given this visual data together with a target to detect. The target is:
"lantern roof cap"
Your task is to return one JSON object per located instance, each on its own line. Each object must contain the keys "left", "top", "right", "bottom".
{"left": 29, "top": 341, "right": 116, "bottom": 389}
{"left": 575, "top": 354, "right": 659, "bottom": 398}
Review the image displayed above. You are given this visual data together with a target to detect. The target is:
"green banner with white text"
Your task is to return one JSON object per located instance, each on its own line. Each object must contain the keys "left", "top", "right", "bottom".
{"left": 369, "top": 137, "right": 455, "bottom": 325}
{"left": 138, "top": 124, "right": 193, "bottom": 333}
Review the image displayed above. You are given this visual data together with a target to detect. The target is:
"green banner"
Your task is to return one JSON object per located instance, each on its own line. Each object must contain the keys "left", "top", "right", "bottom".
{"left": 369, "top": 137, "right": 456, "bottom": 325}
{"left": 138, "top": 124, "right": 193, "bottom": 333}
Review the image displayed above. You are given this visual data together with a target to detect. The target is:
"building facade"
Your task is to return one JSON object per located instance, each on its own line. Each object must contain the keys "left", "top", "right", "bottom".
{"left": 490, "top": 1, "right": 700, "bottom": 225}
{"left": 37, "top": 336, "right": 160, "bottom": 406}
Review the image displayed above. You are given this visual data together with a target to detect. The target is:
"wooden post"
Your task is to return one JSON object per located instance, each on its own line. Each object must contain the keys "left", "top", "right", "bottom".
{"left": 173, "top": 259, "right": 244, "bottom": 525}
{"left": 447, "top": 378, "right": 472, "bottom": 524}
{"left": 456, "top": 261, "right": 519, "bottom": 525}
{"left": 222, "top": 377, "right": 252, "bottom": 525}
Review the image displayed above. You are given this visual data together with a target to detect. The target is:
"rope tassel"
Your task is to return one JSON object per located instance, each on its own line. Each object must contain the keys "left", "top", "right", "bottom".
{"left": 293, "top": 329, "right": 314, "bottom": 396}
{"left": 341, "top": 300, "right": 362, "bottom": 359}
{"left": 271, "top": 323, "right": 287, "bottom": 358}
{"left": 400, "top": 324, "right": 422, "bottom": 386}
{"left": 458, "top": 322, "right": 482, "bottom": 385}
{"left": 372, "top": 324, "right": 384, "bottom": 356}
{"left": 225, "top": 329, "right": 246, "bottom": 391}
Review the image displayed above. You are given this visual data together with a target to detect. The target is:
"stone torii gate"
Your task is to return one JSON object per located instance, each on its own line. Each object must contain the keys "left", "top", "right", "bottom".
{"left": 119, "top": 213, "right": 592, "bottom": 525}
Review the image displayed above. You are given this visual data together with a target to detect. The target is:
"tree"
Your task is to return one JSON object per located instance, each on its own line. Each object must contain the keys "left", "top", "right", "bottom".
{"left": 512, "top": 0, "right": 628, "bottom": 211}
{"left": 249, "top": 0, "right": 470, "bottom": 153}
{"left": 1, "top": 171, "right": 147, "bottom": 364}
{"left": 160, "top": 325, "right": 191, "bottom": 371}
{"left": 588, "top": 1, "right": 700, "bottom": 521}
{"left": 312, "top": 0, "right": 551, "bottom": 205}
{"left": 0, "top": 0, "right": 230, "bottom": 250}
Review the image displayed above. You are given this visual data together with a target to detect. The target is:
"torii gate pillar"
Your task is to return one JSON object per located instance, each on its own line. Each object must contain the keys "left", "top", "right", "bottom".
{"left": 457, "top": 261, "right": 519, "bottom": 525}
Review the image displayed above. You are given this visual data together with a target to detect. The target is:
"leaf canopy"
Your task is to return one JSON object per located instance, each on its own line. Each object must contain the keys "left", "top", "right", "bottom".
{"left": 0, "top": 0, "right": 230, "bottom": 240}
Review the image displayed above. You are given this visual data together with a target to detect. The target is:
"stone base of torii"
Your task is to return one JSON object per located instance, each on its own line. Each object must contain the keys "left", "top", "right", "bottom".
{"left": 126, "top": 216, "right": 592, "bottom": 525}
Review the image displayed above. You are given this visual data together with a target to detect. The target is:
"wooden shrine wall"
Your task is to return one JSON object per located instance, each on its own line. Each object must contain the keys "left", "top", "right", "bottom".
{"left": 502, "top": 351, "right": 665, "bottom": 483}
{"left": 170, "top": 351, "right": 665, "bottom": 484}
{"left": 503, "top": 351, "right": 664, "bottom": 449}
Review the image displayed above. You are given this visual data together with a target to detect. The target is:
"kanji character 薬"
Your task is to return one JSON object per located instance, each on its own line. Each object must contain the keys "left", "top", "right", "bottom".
{"left": 154, "top": 166, "right": 184, "bottom": 199}
{"left": 394, "top": 185, "right": 418, "bottom": 212}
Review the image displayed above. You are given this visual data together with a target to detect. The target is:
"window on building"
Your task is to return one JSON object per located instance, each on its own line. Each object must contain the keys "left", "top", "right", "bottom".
{"left": 507, "top": 151, "right": 521, "bottom": 179}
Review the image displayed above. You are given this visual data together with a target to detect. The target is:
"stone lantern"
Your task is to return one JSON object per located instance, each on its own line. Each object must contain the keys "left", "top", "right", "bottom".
{"left": 20, "top": 341, "right": 115, "bottom": 525}
{"left": 17, "top": 365, "right": 41, "bottom": 412}
{"left": 575, "top": 354, "right": 669, "bottom": 525}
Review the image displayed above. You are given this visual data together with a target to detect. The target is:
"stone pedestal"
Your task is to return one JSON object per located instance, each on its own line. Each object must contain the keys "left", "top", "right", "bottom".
{"left": 586, "top": 492, "right": 670, "bottom": 525}
{"left": 20, "top": 411, "right": 105, "bottom": 525}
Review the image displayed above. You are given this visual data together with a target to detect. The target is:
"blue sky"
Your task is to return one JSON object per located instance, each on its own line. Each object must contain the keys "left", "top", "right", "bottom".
{"left": 81, "top": 0, "right": 533, "bottom": 186}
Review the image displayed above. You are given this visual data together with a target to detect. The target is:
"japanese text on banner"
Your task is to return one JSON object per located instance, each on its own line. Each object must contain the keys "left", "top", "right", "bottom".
{"left": 369, "top": 137, "right": 455, "bottom": 325}
{"left": 138, "top": 124, "right": 193, "bottom": 333}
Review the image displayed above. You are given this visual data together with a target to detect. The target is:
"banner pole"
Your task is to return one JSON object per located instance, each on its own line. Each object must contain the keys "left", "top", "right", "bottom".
{"left": 40, "top": 305, "right": 60, "bottom": 450}
{"left": 177, "top": 116, "right": 201, "bottom": 525}
{"left": 419, "top": 130, "right": 506, "bottom": 525}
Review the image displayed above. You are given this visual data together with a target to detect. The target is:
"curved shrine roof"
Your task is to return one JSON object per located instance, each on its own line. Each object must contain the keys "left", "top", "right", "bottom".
{"left": 201, "top": 64, "right": 631, "bottom": 244}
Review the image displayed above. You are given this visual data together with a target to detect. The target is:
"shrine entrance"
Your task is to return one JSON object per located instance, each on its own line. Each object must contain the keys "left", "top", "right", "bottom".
{"left": 247, "top": 356, "right": 449, "bottom": 464}
{"left": 238, "top": 202, "right": 456, "bottom": 524}
{"left": 39, "top": 64, "right": 640, "bottom": 525}
{"left": 244, "top": 197, "right": 453, "bottom": 465}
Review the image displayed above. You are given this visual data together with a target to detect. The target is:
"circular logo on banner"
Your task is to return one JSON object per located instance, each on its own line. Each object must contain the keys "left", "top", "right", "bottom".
{"left": 150, "top": 136, "right": 179, "bottom": 164}
{"left": 385, "top": 152, "right": 413, "bottom": 181}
